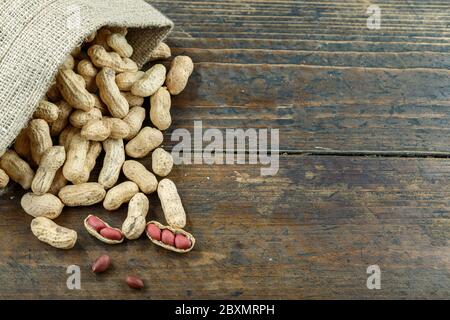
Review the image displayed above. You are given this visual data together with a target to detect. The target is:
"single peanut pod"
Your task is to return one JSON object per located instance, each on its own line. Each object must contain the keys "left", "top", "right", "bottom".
{"left": 107, "top": 33, "right": 133, "bottom": 58}
{"left": 121, "top": 193, "right": 149, "bottom": 240}
{"left": 123, "top": 107, "right": 146, "bottom": 140}
{"left": 122, "top": 160, "right": 158, "bottom": 194}
{"left": 46, "top": 83, "right": 62, "bottom": 102}
{"left": 14, "top": 128, "right": 32, "bottom": 161}
{"left": 93, "top": 28, "right": 112, "bottom": 50}
{"left": 148, "top": 42, "right": 171, "bottom": 62}
{"left": 88, "top": 45, "right": 138, "bottom": 73}
{"left": 33, "top": 101, "right": 59, "bottom": 123}
{"left": 103, "top": 117, "right": 130, "bottom": 139}
{"left": 31, "top": 217, "right": 77, "bottom": 249}
{"left": 61, "top": 54, "right": 75, "bottom": 70}
{"left": 69, "top": 108, "right": 102, "bottom": 128}
{"left": 85, "top": 30, "right": 97, "bottom": 43}
{"left": 28, "top": 119, "right": 53, "bottom": 165}
{"left": 146, "top": 221, "right": 195, "bottom": 253}
{"left": 62, "top": 133, "right": 89, "bottom": 183}
{"left": 48, "top": 168, "right": 67, "bottom": 195}
{"left": 74, "top": 141, "right": 102, "bottom": 184}
{"left": 103, "top": 181, "right": 139, "bottom": 211}
{"left": 97, "top": 67, "right": 129, "bottom": 118}
{"left": 125, "top": 127, "right": 163, "bottom": 158}
{"left": 166, "top": 56, "right": 194, "bottom": 95}
{"left": 31, "top": 146, "right": 66, "bottom": 195}
{"left": 21, "top": 193, "right": 64, "bottom": 219}
{"left": 152, "top": 148, "right": 173, "bottom": 177}
{"left": 150, "top": 87, "right": 172, "bottom": 130}
{"left": 81, "top": 119, "right": 110, "bottom": 142}
{"left": 0, "top": 150, "right": 35, "bottom": 189}
{"left": 131, "top": 64, "right": 166, "bottom": 97}
{"left": 59, "top": 126, "right": 80, "bottom": 151}
{"left": 0, "top": 169, "right": 10, "bottom": 188}
{"left": 116, "top": 71, "right": 145, "bottom": 91}
{"left": 58, "top": 182, "right": 106, "bottom": 206}
{"left": 84, "top": 214, "right": 124, "bottom": 244}
{"left": 121, "top": 92, "right": 144, "bottom": 107}
{"left": 50, "top": 101, "right": 73, "bottom": 136}
{"left": 99, "top": 138, "right": 125, "bottom": 189}
{"left": 56, "top": 69, "right": 95, "bottom": 111}
{"left": 157, "top": 179, "right": 186, "bottom": 228}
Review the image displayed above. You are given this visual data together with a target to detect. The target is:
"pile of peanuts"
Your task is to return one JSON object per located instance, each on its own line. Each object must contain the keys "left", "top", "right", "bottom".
{"left": 0, "top": 27, "right": 196, "bottom": 285}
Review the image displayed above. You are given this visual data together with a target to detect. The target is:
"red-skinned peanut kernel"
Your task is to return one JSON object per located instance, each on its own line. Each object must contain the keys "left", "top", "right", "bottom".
{"left": 92, "top": 254, "right": 111, "bottom": 273}
{"left": 161, "top": 229, "right": 175, "bottom": 246}
{"left": 87, "top": 215, "right": 107, "bottom": 232}
{"left": 126, "top": 275, "right": 144, "bottom": 289}
{"left": 100, "top": 227, "right": 123, "bottom": 240}
{"left": 146, "top": 223, "right": 161, "bottom": 241}
{"left": 174, "top": 234, "right": 192, "bottom": 250}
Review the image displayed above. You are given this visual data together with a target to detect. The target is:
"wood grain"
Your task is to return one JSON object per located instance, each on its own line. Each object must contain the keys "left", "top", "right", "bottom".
{"left": 162, "top": 63, "right": 450, "bottom": 154}
{"left": 0, "top": 156, "right": 449, "bottom": 299}
{"left": 0, "top": 0, "right": 449, "bottom": 300}
{"left": 147, "top": 0, "right": 450, "bottom": 154}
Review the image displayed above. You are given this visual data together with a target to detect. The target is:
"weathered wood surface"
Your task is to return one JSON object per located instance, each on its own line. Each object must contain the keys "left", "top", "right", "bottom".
{"left": 0, "top": 156, "right": 449, "bottom": 299}
{"left": 0, "top": 0, "right": 449, "bottom": 299}
{"left": 151, "top": 0, "right": 450, "bottom": 154}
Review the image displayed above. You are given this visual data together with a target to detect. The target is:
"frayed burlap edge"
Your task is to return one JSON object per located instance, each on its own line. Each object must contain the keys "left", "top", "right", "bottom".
{"left": 0, "top": 0, "right": 173, "bottom": 156}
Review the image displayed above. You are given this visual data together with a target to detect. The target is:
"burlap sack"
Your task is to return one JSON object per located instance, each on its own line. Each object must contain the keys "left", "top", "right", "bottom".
{"left": 0, "top": 0, "right": 173, "bottom": 155}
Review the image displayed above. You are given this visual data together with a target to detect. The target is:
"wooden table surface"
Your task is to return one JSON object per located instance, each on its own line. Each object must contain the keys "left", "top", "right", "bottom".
{"left": 1, "top": 0, "right": 449, "bottom": 299}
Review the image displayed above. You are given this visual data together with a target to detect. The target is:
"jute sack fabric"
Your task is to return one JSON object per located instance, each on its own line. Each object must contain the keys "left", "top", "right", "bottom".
{"left": 0, "top": 0, "right": 173, "bottom": 156}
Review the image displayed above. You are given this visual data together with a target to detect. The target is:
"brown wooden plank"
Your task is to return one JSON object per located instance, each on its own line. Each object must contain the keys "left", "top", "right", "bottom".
{"left": 151, "top": 0, "right": 450, "bottom": 43}
{"left": 169, "top": 64, "right": 450, "bottom": 109}
{"left": 158, "top": 62, "right": 450, "bottom": 153}
{"left": 0, "top": 155, "right": 449, "bottom": 299}
{"left": 168, "top": 36, "right": 450, "bottom": 53}
{"left": 170, "top": 47, "right": 450, "bottom": 69}
{"left": 144, "top": 0, "right": 450, "bottom": 154}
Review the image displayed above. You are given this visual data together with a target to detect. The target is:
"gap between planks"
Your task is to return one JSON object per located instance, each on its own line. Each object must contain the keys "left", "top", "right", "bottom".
{"left": 168, "top": 149, "right": 450, "bottom": 159}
